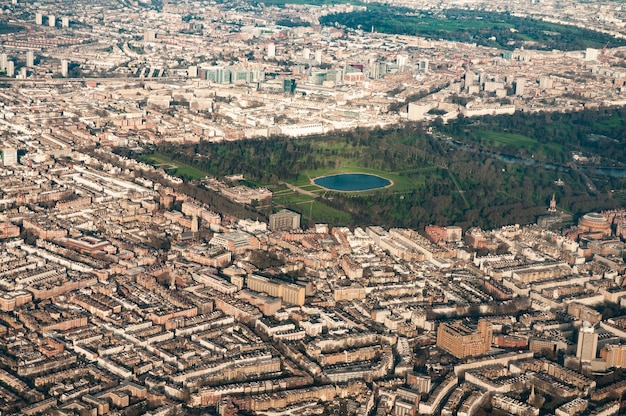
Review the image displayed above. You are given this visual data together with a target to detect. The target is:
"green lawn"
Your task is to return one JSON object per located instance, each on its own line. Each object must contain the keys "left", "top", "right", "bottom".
{"left": 477, "top": 131, "right": 537, "bottom": 148}
{"left": 309, "top": 201, "right": 352, "bottom": 223}
{"left": 250, "top": 0, "right": 356, "bottom": 5}
{"left": 291, "top": 158, "right": 433, "bottom": 193}
{"left": 594, "top": 115, "right": 625, "bottom": 130}
{"left": 273, "top": 190, "right": 352, "bottom": 224}
{"left": 140, "top": 154, "right": 208, "bottom": 180}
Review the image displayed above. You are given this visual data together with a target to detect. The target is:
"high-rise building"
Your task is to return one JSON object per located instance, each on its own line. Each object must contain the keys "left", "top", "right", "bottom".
{"left": 204, "top": 66, "right": 231, "bottom": 84}
{"left": 1, "top": 148, "right": 18, "bottom": 166}
{"left": 436, "top": 319, "right": 493, "bottom": 359}
{"left": 585, "top": 48, "right": 599, "bottom": 62}
{"left": 6, "top": 60, "right": 14, "bottom": 77}
{"left": 314, "top": 49, "right": 322, "bottom": 64}
{"left": 302, "top": 48, "right": 311, "bottom": 60}
{"left": 48, "top": 15, "right": 55, "bottom": 27}
{"left": 600, "top": 344, "right": 626, "bottom": 369}
{"left": 539, "top": 77, "right": 553, "bottom": 89}
{"left": 187, "top": 65, "right": 198, "bottom": 78}
{"left": 61, "top": 16, "right": 70, "bottom": 28}
{"left": 61, "top": 59, "right": 68, "bottom": 77}
{"left": 26, "top": 50, "right": 34, "bottom": 67}
{"left": 577, "top": 322, "right": 598, "bottom": 363}
{"left": 0, "top": 53, "right": 7, "bottom": 71}
{"left": 144, "top": 30, "right": 156, "bottom": 42}
{"left": 396, "top": 54, "right": 408, "bottom": 69}
{"left": 35, "top": 12, "right": 43, "bottom": 25}
{"left": 267, "top": 42, "right": 275, "bottom": 59}
{"left": 514, "top": 78, "right": 525, "bottom": 96}
{"left": 282, "top": 78, "right": 297, "bottom": 94}
{"left": 269, "top": 209, "right": 300, "bottom": 231}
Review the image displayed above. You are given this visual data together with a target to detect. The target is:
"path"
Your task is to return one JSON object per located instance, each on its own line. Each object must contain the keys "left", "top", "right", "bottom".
{"left": 280, "top": 181, "right": 318, "bottom": 198}
{"left": 445, "top": 167, "right": 471, "bottom": 209}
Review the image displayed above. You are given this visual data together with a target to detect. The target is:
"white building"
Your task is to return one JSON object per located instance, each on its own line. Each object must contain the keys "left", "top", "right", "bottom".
{"left": 267, "top": 42, "right": 276, "bottom": 58}
{"left": 26, "top": 50, "right": 34, "bottom": 67}
{"left": 1, "top": 148, "right": 17, "bottom": 166}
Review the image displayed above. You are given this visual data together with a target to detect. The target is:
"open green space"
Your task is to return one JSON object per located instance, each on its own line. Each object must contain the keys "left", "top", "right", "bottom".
{"left": 273, "top": 193, "right": 352, "bottom": 224}
{"left": 140, "top": 153, "right": 208, "bottom": 180}
{"left": 440, "top": 106, "right": 626, "bottom": 166}
{"left": 476, "top": 131, "right": 537, "bottom": 148}
{"left": 319, "top": 6, "right": 626, "bottom": 51}
{"left": 116, "top": 108, "right": 626, "bottom": 229}
{"left": 247, "top": 0, "right": 357, "bottom": 6}
{"left": 291, "top": 163, "right": 428, "bottom": 193}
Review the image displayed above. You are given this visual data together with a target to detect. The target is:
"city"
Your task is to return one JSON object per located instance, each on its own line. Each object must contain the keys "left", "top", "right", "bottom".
{"left": 1, "top": 0, "right": 626, "bottom": 415}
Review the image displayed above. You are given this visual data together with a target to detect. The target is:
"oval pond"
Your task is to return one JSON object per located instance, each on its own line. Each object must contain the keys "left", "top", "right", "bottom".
{"left": 313, "top": 173, "right": 392, "bottom": 192}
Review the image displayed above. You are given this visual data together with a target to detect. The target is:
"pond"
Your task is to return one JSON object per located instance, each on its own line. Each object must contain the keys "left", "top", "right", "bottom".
{"left": 313, "top": 173, "right": 392, "bottom": 192}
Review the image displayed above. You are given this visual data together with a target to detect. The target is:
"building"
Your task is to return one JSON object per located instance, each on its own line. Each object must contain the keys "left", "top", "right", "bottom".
{"left": 209, "top": 231, "right": 260, "bottom": 254}
{"left": 514, "top": 78, "right": 526, "bottom": 96}
{"left": 577, "top": 323, "right": 598, "bottom": 363}
{"left": 6, "top": 61, "right": 14, "bottom": 77}
{"left": 600, "top": 344, "right": 626, "bottom": 369}
{"left": 419, "top": 59, "right": 429, "bottom": 72}
{"left": 407, "top": 103, "right": 433, "bottom": 121}
{"left": 61, "top": 60, "right": 68, "bottom": 77}
{"left": 1, "top": 148, "right": 18, "bottom": 166}
{"left": 283, "top": 78, "right": 297, "bottom": 94}
{"left": 465, "top": 227, "right": 487, "bottom": 249}
{"left": 396, "top": 54, "right": 408, "bottom": 69}
{"left": 315, "top": 50, "right": 322, "bottom": 64}
{"left": 246, "top": 274, "right": 305, "bottom": 306}
{"left": 267, "top": 42, "right": 275, "bottom": 58}
{"left": 585, "top": 48, "right": 599, "bottom": 62}
{"left": 269, "top": 209, "right": 300, "bottom": 231}
{"left": 26, "top": 50, "right": 34, "bottom": 67}
{"left": 437, "top": 320, "right": 493, "bottom": 359}
{"left": 578, "top": 212, "right": 611, "bottom": 235}
{"left": 48, "top": 15, "right": 55, "bottom": 27}
{"left": 35, "top": 12, "right": 43, "bottom": 25}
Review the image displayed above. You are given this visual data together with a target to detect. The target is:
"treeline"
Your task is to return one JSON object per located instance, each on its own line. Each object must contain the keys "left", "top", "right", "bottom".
{"left": 101, "top": 148, "right": 268, "bottom": 221}
{"left": 320, "top": 7, "right": 626, "bottom": 51}
{"left": 145, "top": 124, "right": 436, "bottom": 184}
{"left": 439, "top": 107, "right": 626, "bottom": 167}
{"left": 121, "top": 117, "right": 625, "bottom": 230}
{"left": 0, "top": 21, "right": 24, "bottom": 34}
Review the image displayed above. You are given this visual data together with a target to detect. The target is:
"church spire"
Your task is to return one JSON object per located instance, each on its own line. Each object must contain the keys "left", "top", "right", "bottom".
{"left": 548, "top": 193, "right": 557, "bottom": 213}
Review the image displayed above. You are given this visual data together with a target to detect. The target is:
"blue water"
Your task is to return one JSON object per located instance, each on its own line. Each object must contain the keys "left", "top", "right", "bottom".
{"left": 591, "top": 167, "right": 626, "bottom": 178}
{"left": 314, "top": 173, "right": 391, "bottom": 191}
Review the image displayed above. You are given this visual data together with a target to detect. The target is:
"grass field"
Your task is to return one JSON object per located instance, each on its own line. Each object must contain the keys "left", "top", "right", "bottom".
{"left": 140, "top": 143, "right": 444, "bottom": 226}
{"left": 141, "top": 154, "right": 208, "bottom": 180}
{"left": 272, "top": 188, "right": 352, "bottom": 224}
{"left": 476, "top": 131, "right": 537, "bottom": 148}
{"left": 291, "top": 162, "right": 438, "bottom": 194}
{"left": 252, "top": 0, "right": 355, "bottom": 5}
{"left": 594, "top": 115, "right": 625, "bottom": 130}
{"left": 320, "top": 7, "right": 626, "bottom": 51}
